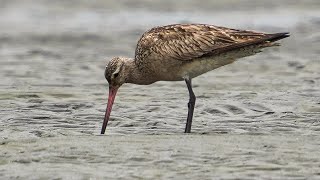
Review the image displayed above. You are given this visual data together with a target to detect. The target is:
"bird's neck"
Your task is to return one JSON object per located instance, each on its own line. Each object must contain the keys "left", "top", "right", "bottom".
{"left": 125, "top": 59, "right": 156, "bottom": 85}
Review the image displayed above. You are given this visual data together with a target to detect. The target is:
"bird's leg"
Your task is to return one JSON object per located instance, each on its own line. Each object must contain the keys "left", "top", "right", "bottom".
{"left": 184, "top": 78, "right": 196, "bottom": 133}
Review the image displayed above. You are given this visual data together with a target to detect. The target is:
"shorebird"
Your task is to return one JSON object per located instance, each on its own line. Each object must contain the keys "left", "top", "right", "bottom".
{"left": 101, "top": 23, "right": 289, "bottom": 134}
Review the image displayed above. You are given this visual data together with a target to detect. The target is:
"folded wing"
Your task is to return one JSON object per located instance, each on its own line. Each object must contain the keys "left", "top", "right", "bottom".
{"left": 135, "top": 24, "right": 288, "bottom": 63}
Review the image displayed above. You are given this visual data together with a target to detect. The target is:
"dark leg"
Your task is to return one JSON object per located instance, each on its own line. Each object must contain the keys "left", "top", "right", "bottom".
{"left": 185, "top": 78, "right": 196, "bottom": 133}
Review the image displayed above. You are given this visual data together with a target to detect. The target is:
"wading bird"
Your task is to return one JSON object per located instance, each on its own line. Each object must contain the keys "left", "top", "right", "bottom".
{"left": 101, "top": 23, "right": 289, "bottom": 134}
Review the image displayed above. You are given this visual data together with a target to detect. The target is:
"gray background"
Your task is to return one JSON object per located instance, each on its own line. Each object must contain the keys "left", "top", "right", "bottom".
{"left": 0, "top": 0, "right": 319, "bottom": 179}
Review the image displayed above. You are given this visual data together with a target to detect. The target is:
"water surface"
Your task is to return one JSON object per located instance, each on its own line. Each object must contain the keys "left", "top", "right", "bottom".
{"left": 0, "top": 0, "right": 319, "bottom": 179}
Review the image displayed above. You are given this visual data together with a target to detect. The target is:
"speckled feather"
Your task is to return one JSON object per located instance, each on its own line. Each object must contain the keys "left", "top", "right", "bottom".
{"left": 134, "top": 24, "right": 282, "bottom": 68}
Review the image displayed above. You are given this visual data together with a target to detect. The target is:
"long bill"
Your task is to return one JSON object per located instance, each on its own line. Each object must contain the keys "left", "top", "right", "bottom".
{"left": 101, "top": 86, "right": 119, "bottom": 134}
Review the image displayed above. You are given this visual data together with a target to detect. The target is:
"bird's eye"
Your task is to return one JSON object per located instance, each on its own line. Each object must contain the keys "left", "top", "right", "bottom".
{"left": 113, "top": 72, "right": 119, "bottom": 78}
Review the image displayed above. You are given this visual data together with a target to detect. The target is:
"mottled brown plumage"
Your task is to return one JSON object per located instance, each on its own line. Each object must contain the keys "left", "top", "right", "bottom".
{"left": 101, "top": 23, "right": 289, "bottom": 134}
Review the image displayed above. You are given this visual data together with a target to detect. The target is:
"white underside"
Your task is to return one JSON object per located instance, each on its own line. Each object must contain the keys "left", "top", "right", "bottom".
{"left": 179, "top": 46, "right": 263, "bottom": 79}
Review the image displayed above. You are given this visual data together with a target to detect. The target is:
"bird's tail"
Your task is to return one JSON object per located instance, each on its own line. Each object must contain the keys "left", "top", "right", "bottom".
{"left": 266, "top": 32, "right": 290, "bottom": 42}
{"left": 261, "top": 32, "right": 290, "bottom": 47}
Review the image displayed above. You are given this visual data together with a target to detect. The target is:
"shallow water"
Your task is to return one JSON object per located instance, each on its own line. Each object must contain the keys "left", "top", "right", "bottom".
{"left": 0, "top": 0, "right": 320, "bottom": 179}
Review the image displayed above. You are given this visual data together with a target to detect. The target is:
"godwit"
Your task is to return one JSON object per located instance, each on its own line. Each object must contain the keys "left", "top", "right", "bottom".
{"left": 101, "top": 23, "right": 289, "bottom": 134}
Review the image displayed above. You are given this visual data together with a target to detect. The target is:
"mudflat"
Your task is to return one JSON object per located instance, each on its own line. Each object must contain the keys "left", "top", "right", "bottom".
{"left": 0, "top": 0, "right": 319, "bottom": 179}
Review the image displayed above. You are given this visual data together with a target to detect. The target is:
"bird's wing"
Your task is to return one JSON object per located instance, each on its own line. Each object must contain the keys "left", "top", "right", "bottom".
{"left": 134, "top": 24, "right": 275, "bottom": 63}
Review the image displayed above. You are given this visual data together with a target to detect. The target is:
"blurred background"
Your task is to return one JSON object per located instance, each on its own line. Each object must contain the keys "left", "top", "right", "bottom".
{"left": 0, "top": 0, "right": 319, "bottom": 179}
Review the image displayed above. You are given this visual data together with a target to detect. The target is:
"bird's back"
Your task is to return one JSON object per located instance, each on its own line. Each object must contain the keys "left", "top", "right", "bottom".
{"left": 134, "top": 24, "right": 289, "bottom": 80}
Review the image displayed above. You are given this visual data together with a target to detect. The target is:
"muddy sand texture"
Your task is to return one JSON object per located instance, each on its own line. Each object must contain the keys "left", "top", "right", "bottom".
{"left": 0, "top": 0, "right": 319, "bottom": 179}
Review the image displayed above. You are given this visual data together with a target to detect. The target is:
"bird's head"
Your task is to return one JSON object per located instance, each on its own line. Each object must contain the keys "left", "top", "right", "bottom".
{"left": 101, "top": 57, "right": 129, "bottom": 134}
{"left": 104, "top": 57, "right": 128, "bottom": 88}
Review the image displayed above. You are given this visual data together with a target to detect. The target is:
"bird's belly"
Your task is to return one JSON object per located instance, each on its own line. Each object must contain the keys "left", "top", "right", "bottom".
{"left": 179, "top": 56, "right": 235, "bottom": 79}
{"left": 150, "top": 46, "right": 263, "bottom": 81}
{"left": 150, "top": 56, "right": 235, "bottom": 81}
{"left": 179, "top": 46, "right": 263, "bottom": 79}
